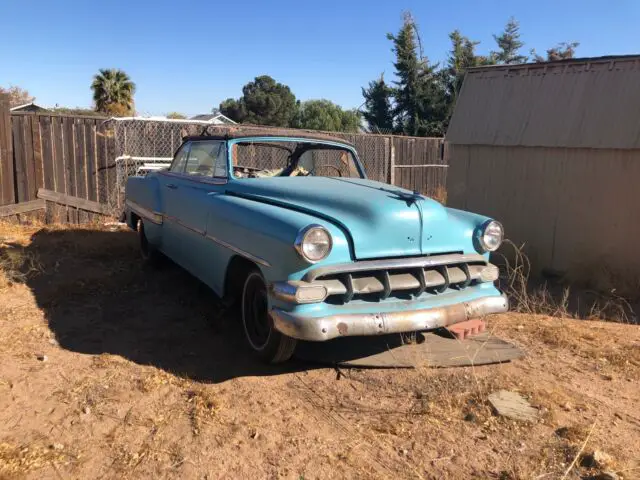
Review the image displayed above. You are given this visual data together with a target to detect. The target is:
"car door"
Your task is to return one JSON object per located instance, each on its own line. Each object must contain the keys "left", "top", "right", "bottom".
{"left": 156, "top": 141, "right": 191, "bottom": 266}
{"left": 158, "top": 140, "right": 228, "bottom": 285}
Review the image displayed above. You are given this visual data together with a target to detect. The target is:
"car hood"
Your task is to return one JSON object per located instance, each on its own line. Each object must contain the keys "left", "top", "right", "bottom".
{"left": 226, "top": 177, "right": 477, "bottom": 259}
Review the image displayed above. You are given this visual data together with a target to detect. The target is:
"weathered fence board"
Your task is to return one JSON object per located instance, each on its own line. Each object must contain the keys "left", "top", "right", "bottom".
{"left": 392, "top": 137, "right": 447, "bottom": 196}
{"left": 12, "top": 117, "right": 27, "bottom": 202}
{"left": 40, "top": 116, "right": 55, "bottom": 190}
{"left": 0, "top": 94, "right": 15, "bottom": 206}
{"left": 38, "top": 188, "right": 110, "bottom": 215}
{"left": 0, "top": 199, "right": 45, "bottom": 217}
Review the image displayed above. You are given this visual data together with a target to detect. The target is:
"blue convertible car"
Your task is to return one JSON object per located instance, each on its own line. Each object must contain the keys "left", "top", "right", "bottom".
{"left": 125, "top": 129, "right": 508, "bottom": 363}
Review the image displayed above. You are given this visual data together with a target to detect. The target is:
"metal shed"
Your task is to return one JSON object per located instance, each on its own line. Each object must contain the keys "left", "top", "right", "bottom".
{"left": 446, "top": 55, "right": 640, "bottom": 286}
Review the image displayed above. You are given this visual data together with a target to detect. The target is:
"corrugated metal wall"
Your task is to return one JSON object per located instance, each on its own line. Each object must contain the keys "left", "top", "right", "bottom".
{"left": 447, "top": 57, "right": 640, "bottom": 149}
{"left": 447, "top": 56, "right": 640, "bottom": 285}
{"left": 447, "top": 144, "right": 640, "bottom": 281}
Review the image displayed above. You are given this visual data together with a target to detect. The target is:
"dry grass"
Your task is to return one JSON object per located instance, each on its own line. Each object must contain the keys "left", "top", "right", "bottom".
{"left": 1, "top": 221, "right": 638, "bottom": 479}
{"left": 0, "top": 222, "right": 42, "bottom": 290}
{"left": 184, "top": 387, "right": 220, "bottom": 436}
{"left": 0, "top": 441, "right": 80, "bottom": 477}
{"left": 499, "top": 240, "right": 636, "bottom": 323}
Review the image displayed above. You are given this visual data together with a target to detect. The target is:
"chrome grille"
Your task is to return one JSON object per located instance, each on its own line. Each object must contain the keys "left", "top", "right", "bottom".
{"left": 304, "top": 253, "right": 492, "bottom": 303}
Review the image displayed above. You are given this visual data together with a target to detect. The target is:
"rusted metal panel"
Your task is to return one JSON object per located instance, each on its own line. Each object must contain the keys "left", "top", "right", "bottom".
{"left": 447, "top": 56, "right": 640, "bottom": 149}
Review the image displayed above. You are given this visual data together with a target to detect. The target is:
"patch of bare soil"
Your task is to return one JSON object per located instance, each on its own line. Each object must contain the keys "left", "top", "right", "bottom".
{"left": 0, "top": 223, "right": 638, "bottom": 479}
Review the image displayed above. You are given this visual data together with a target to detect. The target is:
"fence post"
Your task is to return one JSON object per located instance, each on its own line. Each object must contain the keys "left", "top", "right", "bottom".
{"left": 0, "top": 94, "right": 15, "bottom": 206}
{"left": 389, "top": 136, "right": 395, "bottom": 186}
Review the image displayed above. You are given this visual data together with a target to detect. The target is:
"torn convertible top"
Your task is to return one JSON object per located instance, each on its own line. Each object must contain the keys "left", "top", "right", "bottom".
{"left": 182, "top": 124, "right": 355, "bottom": 147}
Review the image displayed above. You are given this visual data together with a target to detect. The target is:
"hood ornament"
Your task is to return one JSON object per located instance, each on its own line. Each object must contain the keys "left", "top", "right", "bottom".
{"left": 388, "top": 189, "right": 422, "bottom": 207}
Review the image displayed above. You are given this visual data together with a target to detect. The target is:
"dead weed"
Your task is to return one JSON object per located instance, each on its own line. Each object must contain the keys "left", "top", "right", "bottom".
{"left": 499, "top": 240, "right": 635, "bottom": 323}
{"left": 0, "top": 441, "right": 80, "bottom": 476}
{"left": 184, "top": 387, "right": 219, "bottom": 436}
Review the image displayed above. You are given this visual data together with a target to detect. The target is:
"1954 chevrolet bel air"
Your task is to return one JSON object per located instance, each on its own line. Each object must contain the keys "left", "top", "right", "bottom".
{"left": 125, "top": 129, "right": 508, "bottom": 363}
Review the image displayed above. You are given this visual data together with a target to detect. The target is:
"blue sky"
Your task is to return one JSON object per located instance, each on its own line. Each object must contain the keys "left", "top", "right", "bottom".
{"left": 1, "top": 0, "right": 638, "bottom": 116}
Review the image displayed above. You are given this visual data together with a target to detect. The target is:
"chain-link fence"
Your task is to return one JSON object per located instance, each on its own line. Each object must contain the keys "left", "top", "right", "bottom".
{"left": 107, "top": 118, "right": 447, "bottom": 203}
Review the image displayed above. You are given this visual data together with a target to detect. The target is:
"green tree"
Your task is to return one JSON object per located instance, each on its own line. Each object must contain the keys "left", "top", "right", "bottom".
{"left": 219, "top": 98, "right": 246, "bottom": 123}
{"left": 166, "top": 111, "right": 187, "bottom": 119}
{"left": 0, "top": 85, "right": 35, "bottom": 108}
{"left": 387, "top": 12, "right": 445, "bottom": 136}
{"left": 491, "top": 17, "right": 528, "bottom": 64}
{"left": 442, "top": 30, "right": 494, "bottom": 128}
{"left": 219, "top": 75, "right": 297, "bottom": 127}
{"left": 361, "top": 74, "right": 394, "bottom": 132}
{"left": 292, "top": 100, "right": 360, "bottom": 132}
{"left": 91, "top": 69, "right": 136, "bottom": 116}
{"left": 531, "top": 42, "right": 580, "bottom": 62}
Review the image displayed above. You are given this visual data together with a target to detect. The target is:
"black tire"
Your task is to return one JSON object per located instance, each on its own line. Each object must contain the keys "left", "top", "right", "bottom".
{"left": 137, "top": 219, "right": 163, "bottom": 266}
{"left": 241, "top": 269, "right": 297, "bottom": 363}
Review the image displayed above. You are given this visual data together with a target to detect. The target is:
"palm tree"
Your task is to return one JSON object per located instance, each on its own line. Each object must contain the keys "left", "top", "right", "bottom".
{"left": 91, "top": 69, "right": 136, "bottom": 116}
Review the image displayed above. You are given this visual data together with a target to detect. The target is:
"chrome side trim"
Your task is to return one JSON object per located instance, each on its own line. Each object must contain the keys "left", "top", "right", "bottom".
{"left": 163, "top": 215, "right": 205, "bottom": 235}
{"left": 160, "top": 212, "right": 270, "bottom": 268}
{"left": 205, "top": 233, "right": 271, "bottom": 268}
{"left": 303, "top": 253, "right": 487, "bottom": 282}
{"left": 271, "top": 294, "right": 509, "bottom": 341}
{"left": 126, "top": 199, "right": 163, "bottom": 225}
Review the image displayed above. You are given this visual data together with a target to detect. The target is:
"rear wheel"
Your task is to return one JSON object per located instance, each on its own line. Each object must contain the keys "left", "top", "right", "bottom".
{"left": 137, "top": 219, "right": 163, "bottom": 266}
{"left": 242, "top": 269, "right": 297, "bottom": 363}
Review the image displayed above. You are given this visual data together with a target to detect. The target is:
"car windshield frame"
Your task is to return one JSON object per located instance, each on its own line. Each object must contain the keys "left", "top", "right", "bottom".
{"left": 226, "top": 136, "right": 367, "bottom": 180}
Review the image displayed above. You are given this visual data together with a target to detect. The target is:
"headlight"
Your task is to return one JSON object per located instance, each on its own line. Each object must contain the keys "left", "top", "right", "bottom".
{"left": 479, "top": 220, "right": 504, "bottom": 252}
{"left": 294, "top": 225, "right": 332, "bottom": 263}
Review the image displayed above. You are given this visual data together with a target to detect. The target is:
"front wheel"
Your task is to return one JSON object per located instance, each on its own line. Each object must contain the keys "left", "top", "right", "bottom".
{"left": 242, "top": 269, "right": 297, "bottom": 363}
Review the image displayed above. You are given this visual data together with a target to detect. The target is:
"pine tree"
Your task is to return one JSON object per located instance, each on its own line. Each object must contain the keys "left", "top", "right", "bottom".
{"left": 361, "top": 74, "right": 394, "bottom": 133}
{"left": 443, "top": 30, "right": 494, "bottom": 128}
{"left": 387, "top": 12, "right": 445, "bottom": 136}
{"left": 492, "top": 17, "right": 528, "bottom": 64}
{"left": 532, "top": 42, "right": 580, "bottom": 62}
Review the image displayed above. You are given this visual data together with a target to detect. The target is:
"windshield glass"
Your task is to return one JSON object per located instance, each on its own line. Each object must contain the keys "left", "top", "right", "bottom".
{"left": 231, "top": 139, "right": 363, "bottom": 179}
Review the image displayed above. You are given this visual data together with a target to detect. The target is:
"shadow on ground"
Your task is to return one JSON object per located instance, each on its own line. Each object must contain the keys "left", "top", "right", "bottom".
{"left": 8, "top": 226, "right": 439, "bottom": 383}
{"left": 5, "top": 227, "right": 324, "bottom": 383}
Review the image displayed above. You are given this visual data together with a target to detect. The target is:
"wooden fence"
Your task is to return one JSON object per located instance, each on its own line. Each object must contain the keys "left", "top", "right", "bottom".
{"left": 1, "top": 102, "right": 116, "bottom": 222}
{"left": 0, "top": 95, "right": 14, "bottom": 207}
{"left": 331, "top": 133, "right": 446, "bottom": 195}
{"left": 0, "top": 99, "right": 447, "bottom": 224}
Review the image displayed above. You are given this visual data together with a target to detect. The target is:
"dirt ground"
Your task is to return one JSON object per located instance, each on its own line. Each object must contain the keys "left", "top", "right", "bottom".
{"left": 0, "top": 222, "right": 638, "bottom": 479}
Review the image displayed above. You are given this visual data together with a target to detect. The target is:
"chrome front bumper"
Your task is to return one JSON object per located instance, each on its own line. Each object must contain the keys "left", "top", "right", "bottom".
{"left": 270, "top": 294, "right": 509, "bottom": 341}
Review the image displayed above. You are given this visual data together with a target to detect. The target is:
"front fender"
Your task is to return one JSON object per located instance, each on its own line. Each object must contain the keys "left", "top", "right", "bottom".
{"left": 206, "top": 194, "right": 352, "bottom": 287}
{"left": 444, "top": 207, "right": 494, "bottom": 259}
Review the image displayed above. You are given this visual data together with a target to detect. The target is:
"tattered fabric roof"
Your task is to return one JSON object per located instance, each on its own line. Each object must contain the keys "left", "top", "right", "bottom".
{"left": 185, "top": 124, "right": 355, "bottom": 146}
{"left": 447, "top": 55, "right": 640, "bottom": 149}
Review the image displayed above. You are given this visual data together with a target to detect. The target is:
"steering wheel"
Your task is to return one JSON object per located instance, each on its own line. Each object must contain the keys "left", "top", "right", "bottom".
{"left": 315, "top": 164, "right": 343, "bottom": 177}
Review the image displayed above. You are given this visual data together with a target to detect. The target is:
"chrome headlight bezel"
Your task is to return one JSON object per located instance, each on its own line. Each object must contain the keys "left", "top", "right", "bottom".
{"left": 477, "top": 220, "right": 504, "bottom": 252}
{"left": 294, "top": 225, "right": 333, "bottom": 263}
